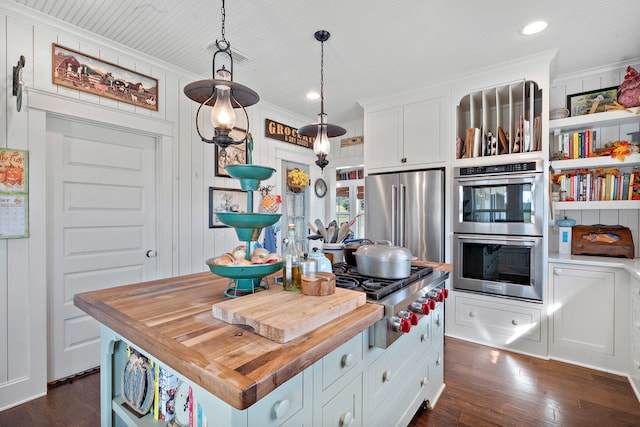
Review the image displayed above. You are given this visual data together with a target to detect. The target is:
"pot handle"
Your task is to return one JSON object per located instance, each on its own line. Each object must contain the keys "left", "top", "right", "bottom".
{"left": 374, "top": 240, "right": 393, "bottom": 246}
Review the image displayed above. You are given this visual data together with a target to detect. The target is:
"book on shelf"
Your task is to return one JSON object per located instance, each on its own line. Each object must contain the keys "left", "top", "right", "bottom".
{"left": 555, "top": 168, "right": 638, "bottom": 201}
{"left": 555, "top": 129, "right": 599, "bottom": 160}
{"left": 159, "top": 366, "right": 179, "bottom": 422}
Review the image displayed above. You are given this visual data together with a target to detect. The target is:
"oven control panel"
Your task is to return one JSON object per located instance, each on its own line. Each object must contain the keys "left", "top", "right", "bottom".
{"left": 456, "top": 160, "right": 542, "bottom": 177}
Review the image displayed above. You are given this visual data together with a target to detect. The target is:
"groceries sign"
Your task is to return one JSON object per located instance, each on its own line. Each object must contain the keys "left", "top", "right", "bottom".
{"left": 265, "top": 118, "right": 314, "bottom": 149}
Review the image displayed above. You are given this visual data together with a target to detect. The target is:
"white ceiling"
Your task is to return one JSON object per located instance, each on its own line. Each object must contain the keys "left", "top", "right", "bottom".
{"left": 12, "top": 0, "right": 640, "bottom": 123}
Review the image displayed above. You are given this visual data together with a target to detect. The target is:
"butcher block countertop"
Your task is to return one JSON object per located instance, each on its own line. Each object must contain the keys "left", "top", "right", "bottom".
{"left": 74, "top": 272, "right": 382, "bottom": 410}
{"left": 74, "top": 261, "right": 452, "bottom": 410}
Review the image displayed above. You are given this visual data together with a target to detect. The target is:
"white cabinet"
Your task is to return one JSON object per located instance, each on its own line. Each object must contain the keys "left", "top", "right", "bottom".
{"left": 448, "top": 291, "right": 546, "bottom": 357}
{"left": 549, "top": 263, "right": 628, "bottom": 373}
{"left": 630, "top": 274, "right": 640, "bottom": 398}
{"left": 365, "top": 97, "right": 447, "bottom": 172}
{"left": 313, "top": 333, "right": 364, "bottom": 426}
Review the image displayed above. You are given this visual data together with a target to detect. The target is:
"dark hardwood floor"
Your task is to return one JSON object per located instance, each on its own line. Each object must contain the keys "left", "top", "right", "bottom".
{"left": 1, "top": 337, "right": 639, "bottom": 426}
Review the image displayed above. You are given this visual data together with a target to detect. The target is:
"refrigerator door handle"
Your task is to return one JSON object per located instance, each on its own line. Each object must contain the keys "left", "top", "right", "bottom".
{"left": 399, "top": 183, "right": 405, "bottom": 247}
{"left": 391, "top": 184, "right": 397, "bottom": 245}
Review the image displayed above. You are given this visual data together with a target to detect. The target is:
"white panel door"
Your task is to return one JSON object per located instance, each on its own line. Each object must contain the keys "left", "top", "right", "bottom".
{"left": 46, "top": 117, "right": 158, "bottom": 381}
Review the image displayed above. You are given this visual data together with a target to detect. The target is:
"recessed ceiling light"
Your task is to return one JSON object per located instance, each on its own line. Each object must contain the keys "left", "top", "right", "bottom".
{"left": 306, "top": 91, "right": 320, "bottom": 100}
{"left": 521, "top": 20, "right": 548, "bottom": 35}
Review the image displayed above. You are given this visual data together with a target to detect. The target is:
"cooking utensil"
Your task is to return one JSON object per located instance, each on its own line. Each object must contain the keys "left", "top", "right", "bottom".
{"left": 315, "top": 219, "right": 326, "bottom": 240}
{"left": 337, "top": 223, "right": 350, "bottom": 243}
{"left": 354, "top": 240, "right": 412, "bottom": 279}
{"left": 343, "top": 239, "right": 372, "bottom": 266}
{"left": 326, "top": 225, "right": 336, "bottom": 243}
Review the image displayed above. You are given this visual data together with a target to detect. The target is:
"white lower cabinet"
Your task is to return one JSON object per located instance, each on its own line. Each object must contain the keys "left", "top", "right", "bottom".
{"left": 630, "top": 275, "right": 640, "bottom": 398}
{"left": 549, "top": 263, "right": 628, "bottom": 373}
{"left": 363, "top": 302, "right": 445, "bottom": 427}
{"left": 448, "top": 291, "right": 545, "bottom": 356}
{"left": 104, "top": 308, "right": 447, "bottom": 427}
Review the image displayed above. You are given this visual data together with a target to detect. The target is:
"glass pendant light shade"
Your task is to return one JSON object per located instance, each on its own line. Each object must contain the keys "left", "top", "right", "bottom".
{"left": 314, "top": 126, "right": 331, "bottom": 157}
{"left": 210, "top": 85, "right": 236, "bottom": 130}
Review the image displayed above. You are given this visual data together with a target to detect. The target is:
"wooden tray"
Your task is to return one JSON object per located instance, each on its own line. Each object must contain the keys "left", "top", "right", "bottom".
{"left": 212, "top": 286, "right": 366, "bottom": 343}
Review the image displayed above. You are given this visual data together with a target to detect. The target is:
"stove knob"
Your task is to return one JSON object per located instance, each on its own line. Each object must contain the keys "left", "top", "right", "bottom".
{"left": 428, "top": 299, "right": 436, "bottom": 310}
{"left": 401, "top": 318, "right": 412, "bottom": 333}
{"left": 409, "top": 312, "right": 419, "bottom": 326}
{"left": 436, "top": 290, "right": 445, "bottom": 302}
{"left": 442, "top": 288, "right": 450, "bottom": 299}
{"left": 421, "top": 303, "right": 431, "bottom": 315}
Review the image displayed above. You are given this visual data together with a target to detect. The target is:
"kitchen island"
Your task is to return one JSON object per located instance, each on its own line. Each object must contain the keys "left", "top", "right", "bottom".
{"left": 75, "top": 261, "right": 451, "bottom": 426}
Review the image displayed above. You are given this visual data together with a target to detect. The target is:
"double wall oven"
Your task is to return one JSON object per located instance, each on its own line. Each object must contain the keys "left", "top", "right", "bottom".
{"left": 453, "top": 160, "right": 544, "bottom": 301}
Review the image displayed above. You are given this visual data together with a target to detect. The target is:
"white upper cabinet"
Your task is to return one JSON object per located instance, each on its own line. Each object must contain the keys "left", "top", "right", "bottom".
{"left": 364, "top": 95, "right": 447, "bottom": 173}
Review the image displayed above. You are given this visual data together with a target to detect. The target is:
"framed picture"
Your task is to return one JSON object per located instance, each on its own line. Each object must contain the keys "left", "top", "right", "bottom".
{"left": 215, "top": 135, "right": 248, "bottom": 177}
{"left": 52, "top": 43, "right": 159, "bottom": 111}
{"left": 209, "top": 187, "right": 248, "bottom": 228}
{"left": 566, "top": 86, "right": 618, "bottom": 117}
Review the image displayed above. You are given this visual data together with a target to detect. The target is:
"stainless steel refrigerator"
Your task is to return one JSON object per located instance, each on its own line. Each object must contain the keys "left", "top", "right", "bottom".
{"left": 365, "top": 169, "right": 444, "bottom": 262}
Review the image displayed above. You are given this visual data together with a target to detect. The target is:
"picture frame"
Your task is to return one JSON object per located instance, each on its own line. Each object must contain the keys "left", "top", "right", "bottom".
{"left": 215, "top": 134, "right": 248, "bottom": 177}
{"left": 566, "top": 86, "right": 618, "bottom": 117}
{"left": 209, "top": 187, "right": 248, "bottom": 228}
{"left": 52, "top": 43, "right": 159, "bottom": 111}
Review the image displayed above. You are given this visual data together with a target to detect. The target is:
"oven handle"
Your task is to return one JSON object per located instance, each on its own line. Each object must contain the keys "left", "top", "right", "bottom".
{"left": 453, "top": 172, "right": 541, "bottom": 183}
{"left": 455, "top": 234, "right": 541, "bottom": 246}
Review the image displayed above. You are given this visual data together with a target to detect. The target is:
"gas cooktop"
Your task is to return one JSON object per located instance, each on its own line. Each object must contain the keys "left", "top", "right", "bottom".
{"left": 331, "top": 263, "right": 434, "bottom": 301}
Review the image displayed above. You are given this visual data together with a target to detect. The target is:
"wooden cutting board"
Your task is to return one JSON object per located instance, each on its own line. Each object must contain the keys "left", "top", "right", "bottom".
{"left": 212, "top": 286, "right": 366, "bottom": 343}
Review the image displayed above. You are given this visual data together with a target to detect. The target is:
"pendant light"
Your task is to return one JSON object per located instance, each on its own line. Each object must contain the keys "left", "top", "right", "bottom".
{"left": 298, "top": 30, "right": 346, "bottom": 172}
{"left": 183, "top": 0, "right": 259, "bottom": 153}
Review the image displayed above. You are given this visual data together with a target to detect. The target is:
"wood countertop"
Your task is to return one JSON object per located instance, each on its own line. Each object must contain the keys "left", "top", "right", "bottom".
{"left": 74, "top": 272, "right": 384, "bottom": 410}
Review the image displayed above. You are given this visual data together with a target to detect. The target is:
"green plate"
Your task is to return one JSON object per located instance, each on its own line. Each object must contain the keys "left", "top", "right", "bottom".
{"left": 206, "top": 261, "right": 283, "bottom": 279}
{"left": 215, "top": 212, "right": 281, "bottom": 228}
{"left": 225, "top": 165, "right": 276, "bottom": 191}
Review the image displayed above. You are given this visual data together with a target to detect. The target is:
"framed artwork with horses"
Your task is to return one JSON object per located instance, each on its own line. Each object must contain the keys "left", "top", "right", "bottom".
{"left": 52, "top": 43, "right": 159, "bottom": 111}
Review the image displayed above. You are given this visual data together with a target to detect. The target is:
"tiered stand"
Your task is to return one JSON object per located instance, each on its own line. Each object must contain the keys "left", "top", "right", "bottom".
{"left": 207, "top": 161, "right": 283, "bottom": 298}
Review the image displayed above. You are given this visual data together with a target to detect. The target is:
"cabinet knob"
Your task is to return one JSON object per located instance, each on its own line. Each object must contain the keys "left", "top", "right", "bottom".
{"left": 382, "top": 370, "right": 392, "bottom": 383}
{"left": 469, "top": 311, "right": 476, "bottom": 318}
{"left": 512, "top": 319, "right": 520, "bottom": 326}
{"left": 340, "top": 411, "right": 354, "bottom": 427}
{"left": 554, "top": 268, "right": 562, "bottom": 276}
{"left": 341, "top": 353, "right": 354, "bottom": 368}
{"left": 273, "top": 399, "right": 290, "bottom": 419}
{"left": 401, "top": 157, "right": 407, "bottom": 163}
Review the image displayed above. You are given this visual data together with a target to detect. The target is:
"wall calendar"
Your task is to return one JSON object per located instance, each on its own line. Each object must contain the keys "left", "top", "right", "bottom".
{"left": 0, "top": 149, "right": 28, "bottom": 239}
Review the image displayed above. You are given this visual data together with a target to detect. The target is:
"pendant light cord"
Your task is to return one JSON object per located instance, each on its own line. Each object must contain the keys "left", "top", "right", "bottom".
{"left": 320, "top": 39, "right": 325, "bottom": 116}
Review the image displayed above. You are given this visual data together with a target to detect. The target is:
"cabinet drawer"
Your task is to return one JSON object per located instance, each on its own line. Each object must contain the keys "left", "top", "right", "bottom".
{"left": 248, "top": 369, "right": 305, "bottom": 426}
{"left": 406, "top": 311, "right": 432, "bottom": 351}
{"left": 454, "top": 295, "right": 541, "bottom": 342}
{"left": 321, "top": 333, "right": 363, "bottom": 391}
{"left": 320, "top": 373, "right": 363, "bottom": 427}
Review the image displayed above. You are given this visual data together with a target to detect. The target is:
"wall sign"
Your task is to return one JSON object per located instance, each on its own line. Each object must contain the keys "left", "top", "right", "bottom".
{"left": 265, "top": 119, "right": 314, "bottom": 149}
{"left": 0, "top": 149, "right": 29, "bottom": 239}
